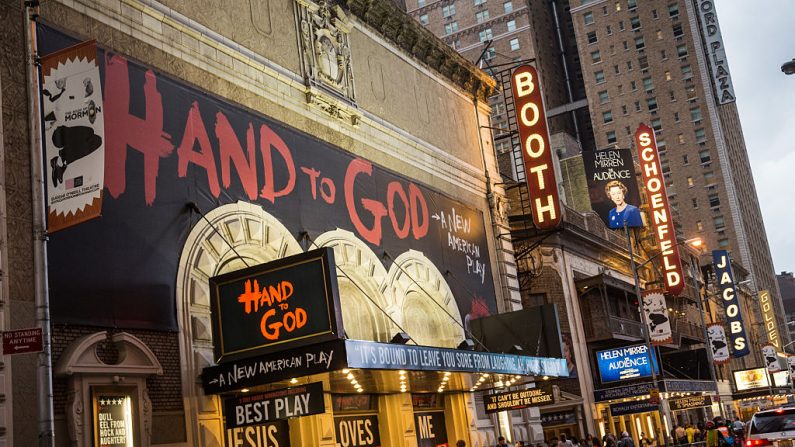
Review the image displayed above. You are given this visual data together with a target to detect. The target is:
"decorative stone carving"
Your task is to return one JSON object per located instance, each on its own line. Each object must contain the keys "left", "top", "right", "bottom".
{"left": 296, "top": 0, "right": 361, "bottom": 125}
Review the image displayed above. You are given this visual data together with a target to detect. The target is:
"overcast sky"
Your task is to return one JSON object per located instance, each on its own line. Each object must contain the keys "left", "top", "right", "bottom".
{"left": 717, "top": 3, "right": 795, "bottom": 275}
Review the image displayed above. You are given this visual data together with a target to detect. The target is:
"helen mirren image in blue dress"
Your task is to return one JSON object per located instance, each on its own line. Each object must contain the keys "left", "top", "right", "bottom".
{"left": 605, "top": 180, "right": 643, "bottom": 229}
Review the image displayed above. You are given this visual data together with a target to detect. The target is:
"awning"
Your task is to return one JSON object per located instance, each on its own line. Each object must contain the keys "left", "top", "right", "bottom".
{"left": 593, "top": 379, "right": 718, "bottom": 402}
{"left": 201, "top": 339, "right": 568, "bottom": 395}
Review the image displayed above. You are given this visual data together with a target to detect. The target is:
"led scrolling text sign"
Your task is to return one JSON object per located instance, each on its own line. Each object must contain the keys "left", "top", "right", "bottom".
{"left": 635, "top": 124, "right": 684, "bottom": 296}
{"left": 511, "top": 65, "right": 561, "bottom": 230}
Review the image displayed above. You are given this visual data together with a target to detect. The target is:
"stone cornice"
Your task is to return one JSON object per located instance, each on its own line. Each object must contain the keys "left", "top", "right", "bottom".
{"left": 343, "top": 0, "right": 497, "bottom": 100}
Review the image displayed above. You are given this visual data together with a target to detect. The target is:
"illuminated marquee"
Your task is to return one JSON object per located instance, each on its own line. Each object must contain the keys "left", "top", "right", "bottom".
{"left": 759, "top": 290, "right": 781, "bottom": 350}
{"left": 511, "top": 65, "right": 561, "bottom": 230}
{"left": 635, "top": 124, "right": 684, "bottom": 296}
{"left": 712, "top": 250, "right": 749, "bottom": 357}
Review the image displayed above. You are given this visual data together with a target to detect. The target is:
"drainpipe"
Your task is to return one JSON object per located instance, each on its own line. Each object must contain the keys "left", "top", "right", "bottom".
{"left": 24, "top": 4, "right": 55, "bottom": 446}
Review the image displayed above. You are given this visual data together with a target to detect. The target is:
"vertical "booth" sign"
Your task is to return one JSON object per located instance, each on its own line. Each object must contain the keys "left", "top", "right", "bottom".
{"left": 511, "top": 65, "right": 561, "bottom": 230}
{"left": 635, "top": 124, "right": 684, "bottom": 296}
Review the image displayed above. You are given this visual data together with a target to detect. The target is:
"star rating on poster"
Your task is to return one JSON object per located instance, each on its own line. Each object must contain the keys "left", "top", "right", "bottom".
{"left": 99, "top": 397, "right": 125, "bottom": 406}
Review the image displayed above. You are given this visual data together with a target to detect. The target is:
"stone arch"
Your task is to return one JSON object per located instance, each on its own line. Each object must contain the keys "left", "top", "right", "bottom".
{"left": 384, "top": 250, "right": 464, "bottom": 348}
{"left": 175, "top": 201, "right": 303, "bottom": 445}
{"left": 311, "top": 229, "right": 391, "bottom": 342}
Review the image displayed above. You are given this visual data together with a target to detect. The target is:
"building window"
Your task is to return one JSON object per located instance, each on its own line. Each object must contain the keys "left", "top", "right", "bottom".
{"left": 635, "top": 36, "right": 645, "bottom": 50}
{"left": 657, "top": 139, "right": 666, "bottom": 152}
{"left": 475, "top": 0, "right": 486, "bottom": 5}
{"left": 625, "top": 125, "right": 631, "bottom": 135}
{"left": 708, "top": 192, "right": 720, "bottom": 207}
{"left": 681, "top": 64, "right": 693, "bottom": 80}
{"left": 665, "top": 70, "right": 672, "bottom": 81}
{"left": 451, "top": 39, "right": 460, "bottom": 49}
{"left": 510, "top": 38, "right": 520, "bottom": 51}
{"left": 651, "top": 118, "right": 662, "bottom": 132}
{"left": 695, "top": 128, "right": 706, "bottom": 143}
{"left": 704, "top": 171, "right": 715, "bottom": 185}
{"left": 606, "top": 131, "right": 617, "bottom": 144}
{"left": 673, "top": 23, "right": 684, "bottom": 38}
{"left": 642, "top": 77, "right": 654, "bottom": 92}
{"left": 713, "top": 215, "right": 725, "bottom": 230}
{"left": 445, "top": 22, "right": 459, "bottom": 34}
{"left": 495, "top": 141, "right": 511, "bottom": 153}
{"left": 603, "top": 110, "right": 614, "bottom": 123}
{"left": 639, "top": 56, "right": 649, "bottom": 71}
{"left": 418, "top": 0, "right": 426, "bottom": 7}
{"left": 668, "top": 91, "right": 675, "bottom": 102}
{"left": 696, "top": 221, "right": 703, "bottom": 231}
{"left": 479, "top": 28, "right": 493, "bottom": 41}
{"left": 591, "top": 50, "right": 602, "bottom": 63}
{"left": 690, "top": 107, "right": 702, "bottom": 122}
{"left": 682, "top": 154, "right": 689, "bottom": 165}
{"left": 700, "top": 149, "right": 711, "bottom": 163}
{"left": 507, "top": 20, "right": 517, "bottom": 32}
{"left": 503, "top": 1, "right": 512, "bottom": 12}
{"left": 652, "top": 9, "right": 659, "bottom": 19}
{"left": 483, "top": 47, "right": 496, "bottom": 60}
{"left": 656, "top": 30, "right": 663, "bottom": 40}
{"left": 673, "top": 112, "right": 680, "bottom": 122}
{"left": 619, "top": 21, "right": 625, "bottom": 31}
{"left": 623, "top": 40, "right": 629, "bottom": 51}
{"left": 687, "top": 86, "right": 697, "bottom": 100}
{"left": 677, "top": 134, "right": 685, "bottom": 144}
{"left": 607, "top": 25, "right": 613, "bottom": 35}
{"left": 627, "top": 60, "right": 633, "bottom": 71}
{"left": 647, "top": 97, "right": 658, "bottom": 111}
{"left": 661, "top": 160, "right": 670, "bottom": 173}
{"left": 587, "top": 31, "right": 598, "bottom": 44}
{"left": 634, "top": 101, "right": 641, "bottom": 112}
{"left": 622, "top": 104, "right": 628, "bottom": 115}
{"left": 630, "top": 16, "right": 641, "bottom": 30}
{"left": 443, "top": 3, "right": 456, "bottom": 17}
{"left": 692, "top": 197, "right": 698, "bottom": 208}
{"left": 668, "top": 3, "right": 679, "bottom": 18}
{"left": 617, "top": 84, "right": 623, "bottom": 94}
{"left": 687, "top": 176, "right": 694, "bottom": 187}
{"left": 595, "top": 70, "right": 605, "bottom": 83}
{"left": 719, "top": 238, "right": 730, "bottom": 248}
{"left": 631, "top": 80, "right": 637, "bottom": 91}
{"left": 475, "top": 10, "right": 489, "bottom": 22}
{"left": 419, "top": 14, "right": 429, "bottom": 24}
{"left": 598, "top": 90, "right": 609, "bottom": 103}
{"left": 628, "top": 0, "right": 637, "bottom": 10}
{"left": 584, "top": 11, "right": 594, "bottom": 24}
{"left": 614, "top": 65, "right": 620, "bottom": 74}
{"left": 677, "top": 44, "right": 688, "bottom": 58}
{"left": 615, "top": 1, "right": 621, "bottom": 11}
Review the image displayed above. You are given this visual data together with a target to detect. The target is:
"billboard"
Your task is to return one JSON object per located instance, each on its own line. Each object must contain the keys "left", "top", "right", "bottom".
{"left": 38, "top": 26, "right": 497, "bottom": 330}
{"left": 734, "top": 368, "right": 769, "bottom": 391}
{"left": 41, "top": 40, "right": 105, "bottom": 232}
{"left": 635, "top": 125, "right": 684, "bottom": 296}
{"left": 581, "top": 149, "right": 643, "bottom": 229}
{"left": 642, "top": 290, "right": 672, "bottom": 345}
{"left": 222, "top": 382, "right": 325, "bottom": 428}
{"left": 510, "top": 65, "right": 561, "bottom": 230}
{"left": 596, "top": 344, "right": 659, "bottom": 383}
{"left": 762, "top": 344, "right": 782, "bottom": 373}
{"left": 483, "top": 384, "right": 554, "bottom": 413}
{"left": 712, "top": 250, "right": 749, "bottom": 357}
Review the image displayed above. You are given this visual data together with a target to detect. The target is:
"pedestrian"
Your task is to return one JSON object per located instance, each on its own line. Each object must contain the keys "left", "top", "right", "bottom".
{"left": 457, "top": 441, "right": 467, "bottom": 447}
{"left": 639, "top": 432, "right": 652, "bottom": 447}
{"left": 603, "top": 429, "right": 617, "bottom": 447}
{"left": 559, "top": 434, "right": 574, "bottom": 447}
{"left": 675, "top": 424, "right": 687, "bottom": 445}
{"left": 686, "top": 424, "right": 696, "bottom": 444}
{"left": 497, "top": 436, "right": 510, "bottom": 447}
{"left": 593, "top": 436, "right": 602, "bottom": 447}
{"left": 618, "top": 431, "right": 635, "bottom": 447}
{"left": 515, "top": 442, "right": 525, "bottom": 447}
{"left": 705, "top": 421, "right": 723, "bottom": 447}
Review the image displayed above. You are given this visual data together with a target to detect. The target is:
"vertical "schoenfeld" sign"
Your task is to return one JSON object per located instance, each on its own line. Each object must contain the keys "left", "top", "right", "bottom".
{"left": 712, "top": 250, "right": 749, "bottom": 357}
{"left": 511, "top": 65, "right": 561, "bottom": 230}
{"left": 635, "top": 124, "right": 684, "bottom": 296}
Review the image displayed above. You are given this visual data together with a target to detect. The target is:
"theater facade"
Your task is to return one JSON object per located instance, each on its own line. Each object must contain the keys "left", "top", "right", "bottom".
{"left": 0, "top": 0, "right": 570, "bottom": 445}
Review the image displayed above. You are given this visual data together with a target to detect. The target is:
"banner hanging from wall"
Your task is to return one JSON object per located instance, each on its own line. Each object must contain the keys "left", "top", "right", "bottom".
{"left": 788, "top": 355, "right": 795, "bottom": 381}
{"left": 40, "top": 40, "right": 105, "bottom": 232}
{"left": 707, "top": 323, "right": 730, "bottom": 364}
{"left": 635, "top": 124, "right": 684, "bottom": 296}
{"left": 510, "top": 65, "right": 561, "bottom": 230}
{"left": 38, "top": 26, "right": 498, "bottom": 330}
{"left": 759, "top": 290, "right": 782, "bottom": 351}
{"left": 711, "top": 250, "right": 749, "bottom": 358}
{"left": 642, "top": 290, "right": 672, "bottom": 345}
{"left": 581, "top": 148, "right": 643, "bottom": 229}
{"left": 762, "top": 344, "right": 782, "bottom": 373}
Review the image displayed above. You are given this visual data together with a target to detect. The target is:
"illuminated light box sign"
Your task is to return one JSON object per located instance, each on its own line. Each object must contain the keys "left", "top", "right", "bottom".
{"left": 669, "top": 395, "right": 713, "bottom": 412}
{"left": 734, "top": 368, "right": 770, "bottom": 391}
{"left": 609, "top": 400, "right": 658, "bottom": 417}
{"left": 597, "top": 344, "right": 659, "bottom": 383}
{"left": 335, "top": 414, "right": 382, "bottom": 447}
{"left": 226, "top": 420, "right": 289, "bottom": 447}
{"left": 581, "top": 148, "right": 643, "bottom": 230}
{"left": 483, "top": 384, "right": 554, "bottom": 414}
{"left": 93, "top": 389, "right": 137, "bottom": 447}
{"left": 712, "top": 250, "right": 749, "bottom": 358}
{"left": 210, "top": 248, "right": 343, "bottom": 363}
{"left": 511, "top": 64, "right": 561, "bottom": 230}
{"left": 635, "top": 124, "right": 684, "bottom": 296}
{"left": 223, "top": 382, "right": 325, "bottom": 429}
{"left": 759, "top": 290, "right": 781, "bottom": 350}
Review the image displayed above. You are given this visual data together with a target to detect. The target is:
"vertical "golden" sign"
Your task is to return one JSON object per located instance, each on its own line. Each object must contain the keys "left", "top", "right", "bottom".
{"left": 759, "top": 290, "right": 781, "bottom": 350}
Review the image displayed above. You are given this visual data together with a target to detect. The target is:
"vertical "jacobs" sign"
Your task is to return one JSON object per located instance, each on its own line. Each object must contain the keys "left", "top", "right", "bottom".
{"left": 511, "top": 65, "right": 561, "bottom": 230}
{"left": 712, "top": 250, "right": 749, "bottom": 358}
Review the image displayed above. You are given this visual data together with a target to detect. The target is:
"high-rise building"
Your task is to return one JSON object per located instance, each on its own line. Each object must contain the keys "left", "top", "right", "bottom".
{"left": 568, "top": 0, "right": 787, "bottom": 345}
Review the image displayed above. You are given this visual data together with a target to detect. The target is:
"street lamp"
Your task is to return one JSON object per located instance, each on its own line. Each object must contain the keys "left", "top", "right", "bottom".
{"left": 782, "top": 59, "right": 795, "bottom": 75}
